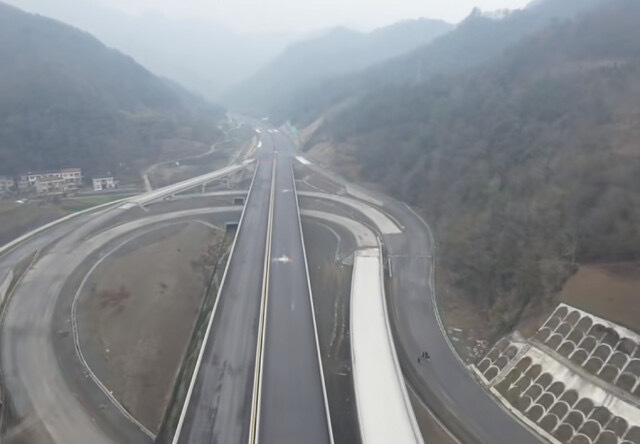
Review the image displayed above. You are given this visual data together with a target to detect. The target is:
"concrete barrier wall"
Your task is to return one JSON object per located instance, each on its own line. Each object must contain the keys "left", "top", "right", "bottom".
{"left": 0, "top": 269, "right": 14, "bottom": 307}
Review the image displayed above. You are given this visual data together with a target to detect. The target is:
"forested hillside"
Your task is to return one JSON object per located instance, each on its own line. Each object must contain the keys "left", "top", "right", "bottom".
{"left": 224, "top": 18, "right": 452, "bottom": 115}
{"left": 275, "top": 0, "right": 606, "bottom": 125}
{"left": 303, "top": 0, "right": 640, "bottom": 334}
{"left": 0, "top": 2, "right": 224, "bottom": 179}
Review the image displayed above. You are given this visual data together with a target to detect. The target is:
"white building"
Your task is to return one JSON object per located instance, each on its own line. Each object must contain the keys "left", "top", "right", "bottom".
{"left": 61, "top": 168, "right": 82, "bottom": 189}
{"left": 18, "top": 168, "right": 82, "bottom": 193}
{"left": 35, "top": 177, "right": 66, "bottom": 195}
{"left": 0, "top": 176, "right": 15, "bottom": 194}
{"left": 92, "top": 176, "right": 117, "bottom": 191}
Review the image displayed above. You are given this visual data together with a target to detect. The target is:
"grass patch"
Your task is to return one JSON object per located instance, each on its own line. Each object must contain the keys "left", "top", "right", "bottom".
{"left": 61, "top": 195, "right": 130, "bottom": 212}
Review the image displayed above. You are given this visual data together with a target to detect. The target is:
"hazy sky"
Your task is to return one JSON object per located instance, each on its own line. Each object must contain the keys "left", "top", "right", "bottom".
{"left": 25, "top": 0, "right": 534, "bottom": 33}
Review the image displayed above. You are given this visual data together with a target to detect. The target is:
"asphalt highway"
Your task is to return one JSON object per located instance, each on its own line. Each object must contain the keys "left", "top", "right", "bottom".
{"left": 174, "top": 153, "right": 274, "bottom": 443}
{"left": 0, "top": 163, "right": 254, "bottom": 444}
{"left": 256, "top": 139, "right": 333, "bottom": 444}
{"left": 298, "top": 160, "right": 541, "bottom": 444}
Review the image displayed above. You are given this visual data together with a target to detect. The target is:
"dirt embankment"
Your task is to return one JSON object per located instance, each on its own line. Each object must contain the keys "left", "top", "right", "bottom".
{"left": 78, "top": 221, "right": 223, "bottom": 432}
{"left": 559, "top": 262, "right": 640, "bottom": 334}
{"left": 0, "top": 200, "right": 67, "bottom": 247}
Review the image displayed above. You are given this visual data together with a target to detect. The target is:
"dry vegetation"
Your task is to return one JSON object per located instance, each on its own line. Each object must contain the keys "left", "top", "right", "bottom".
{"left": 78, "top": 221, "right": 222, "bottom": 432}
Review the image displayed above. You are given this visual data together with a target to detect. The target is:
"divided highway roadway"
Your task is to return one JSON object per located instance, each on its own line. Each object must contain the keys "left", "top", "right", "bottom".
{"left": 254, "top": 138, "right": 333, "bottom": 444}
{"left": 0, "top": 122, "right": 543, "bottom": 444}
{"left": 175, "top": 132, "right": 332, "bottom": 444}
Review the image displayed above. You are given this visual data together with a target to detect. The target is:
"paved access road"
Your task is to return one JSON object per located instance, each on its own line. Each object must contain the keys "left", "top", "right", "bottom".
{"left": 175, "top": 141, "right": 275, "bottom": 444}
{"left": 256, "top": 136, "right": 332, "bottom": 444}
{"left": 0, "top": 163, "right": 254, "bottom": 444}
{"left": 299, "top": 160, "right": 541, "bottom": 444}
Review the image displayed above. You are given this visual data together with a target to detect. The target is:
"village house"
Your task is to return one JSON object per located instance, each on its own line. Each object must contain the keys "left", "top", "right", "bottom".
{"left": 92, "top": 176, "right": 117, "bottom": 191}
{"left": 0, "top": 176, "right": 15, "bottom": 194}
{"left": 17, "top": 168, "right": 82, "bottom": 194}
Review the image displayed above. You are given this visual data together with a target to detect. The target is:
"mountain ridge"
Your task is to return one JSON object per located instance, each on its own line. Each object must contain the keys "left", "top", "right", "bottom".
{"left": 0, "top": 1, "right": 224, "bottom": 179}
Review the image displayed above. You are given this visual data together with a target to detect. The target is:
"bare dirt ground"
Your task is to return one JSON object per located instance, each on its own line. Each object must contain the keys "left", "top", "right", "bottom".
{"left": 436, "top": 265, "right": 494, "bottom": 363}
{"left": 148, "top": 152, "right": 229, "bottom": 189}
{"left": 559, "top": 262, "right": 640, "bottom": 334}
{"left": 0, "top": 200, "right": 67, "bottom": 247}
{"left": 78, "top": 221, "right": 223, "bottom": 432}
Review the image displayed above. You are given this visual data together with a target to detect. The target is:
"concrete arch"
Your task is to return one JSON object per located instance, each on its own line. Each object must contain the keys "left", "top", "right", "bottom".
{"left": 602, "top": 330, "right": 620, "bottom": 348}
{"left": 566, "top": 310, "right": 581, "bottom": 326}
{"left": 504, "top": 368, "right": 521, "bottom": 384}
{"left": 495, "top": 379, "right": 511, "bottom": 395}
{"left": 615, "top": 372, "right": 636, "bottom": 392}
{"left": 506, "top": 387, "right": 522, "bottom": 404}
{"left": 595, "top": 430, "right": 618, "bottom": 444}
{"left": 545, "top": 316, "right": 562, "bottom": 330}
{"left": 571, "top": 349, "right": 589, "bottom": 366}
{"left": 515, "top": 395, "right": 532, "bottom": 413}
{"left": 579, "top": 336, "right": 598, "bottom": 353}
{"left": 536, "top": 373, "right": 553, "bottom": 389}
{"left": 484, "top": 366, "right": 499, "bottom": 382}
{"left": 585, "top": 357, "right": 605, "bottom": 375}
{"left": 579, "top": 420, "right": 602, "bottom": 440}
{"left": 526, "top": 404, "right": 545, "bottom": 423}
{"left": 569, "top": 433, "right": 592, "bottom": 444}
{"left": 593, "top": 344, "right": 613, "bottom": 361}
{"left": 525, "top": 364, "right": 542, "bottom": 380}
{"left": 504, "top": 345, "right": 519, "bottom": 359}
{"left": 589, "top": 407, "right": 612, "bottom": 427}
{"left": 515, "top": 356, "right": 533, "bottom": 372}
{"left": 568, "top": 329, "right": 585, "bottom": 345}
{"left": 575, "top": 399, "right": 595, "bottom": 417}
{"left": 588, "top": 324, "right": 608, "bottom": 340}
{"left": 524, "top": 384, "right": 544, "bottom": 401}
{"left": 624, "top": 359, "right": 640, "bottom": 377}
{"left": 609, "top": 352, "right": 629, "bottom": 369}
{"left": 550, "top": 401, "right": 570, "bottom": 418}
{"left": 625, "top": 426, "right": 640, "bottom": 443}
{"left": 540, "top": 413, "right": 559, "bottom": 433}
{"left": 598, "top": 365, "right": 619, "bottom": 383}
{"left": 616, "top": 338, "right": 637, "bottom": 355}
{"left": 547, "top": 333, "right": 563, "bottom": 350}
{"left": 557, "top": 322, "right": 573, "bottom": 337}
{"left": 538, "top": 393, "right": 555, "bottom": 410}
{"left": 536, "top": 328, "right": 552, "bottom": 342}
{"left": 560, "top": 390, "right": 579, "bottom": 406}
{"left": 605, "top": 416, "right": 628, "bottom": 437}
{"left": 559, "top": 341, "right": 577, "bottom": 358}
{"left": 566, "top": 410, "right": 586, "bottom": 429}
{"left": 495, "top": 337, "right": 510, "bottom": 352}
{"left": 575, "top": 317, "right": 593, "bottom": 334}
{"left": 487, "top": 348, "right": 501, "bottom": 361}
{"left": 495, "top": 356, "right": 510, "bottom": 370}
{"left": 554, "top": 423, "right": 576, "bottom": 442}
{"left": 477, "top": 358, "right": 491, "bottom": 373}
{"left": 514, "top": 376, "right": 532, "bottom": 393}
{"left": 549, "top": 381, "right": 565, "bottom": 397}
{"left": 553, "top": 306, "right": 569, "bottom": 320}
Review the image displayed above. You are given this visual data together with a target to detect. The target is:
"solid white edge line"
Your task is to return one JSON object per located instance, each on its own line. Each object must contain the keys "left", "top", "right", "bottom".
{"left": 402, "top": 204, "right": 465, "bottom": 367}
{"left": 375, "top": 237, "right": 424, "bottom": 444}
{"left": 249, "top": 156, "right": 277, "bottom": 444}
{"left": 291, "top": 161, "right": 336, "bottom": 444}
{"left": 0, "top": 161, "right": 255, "bottom": 261}
{"left": 172, "top": 162, "right": 260, "bottom": 444}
